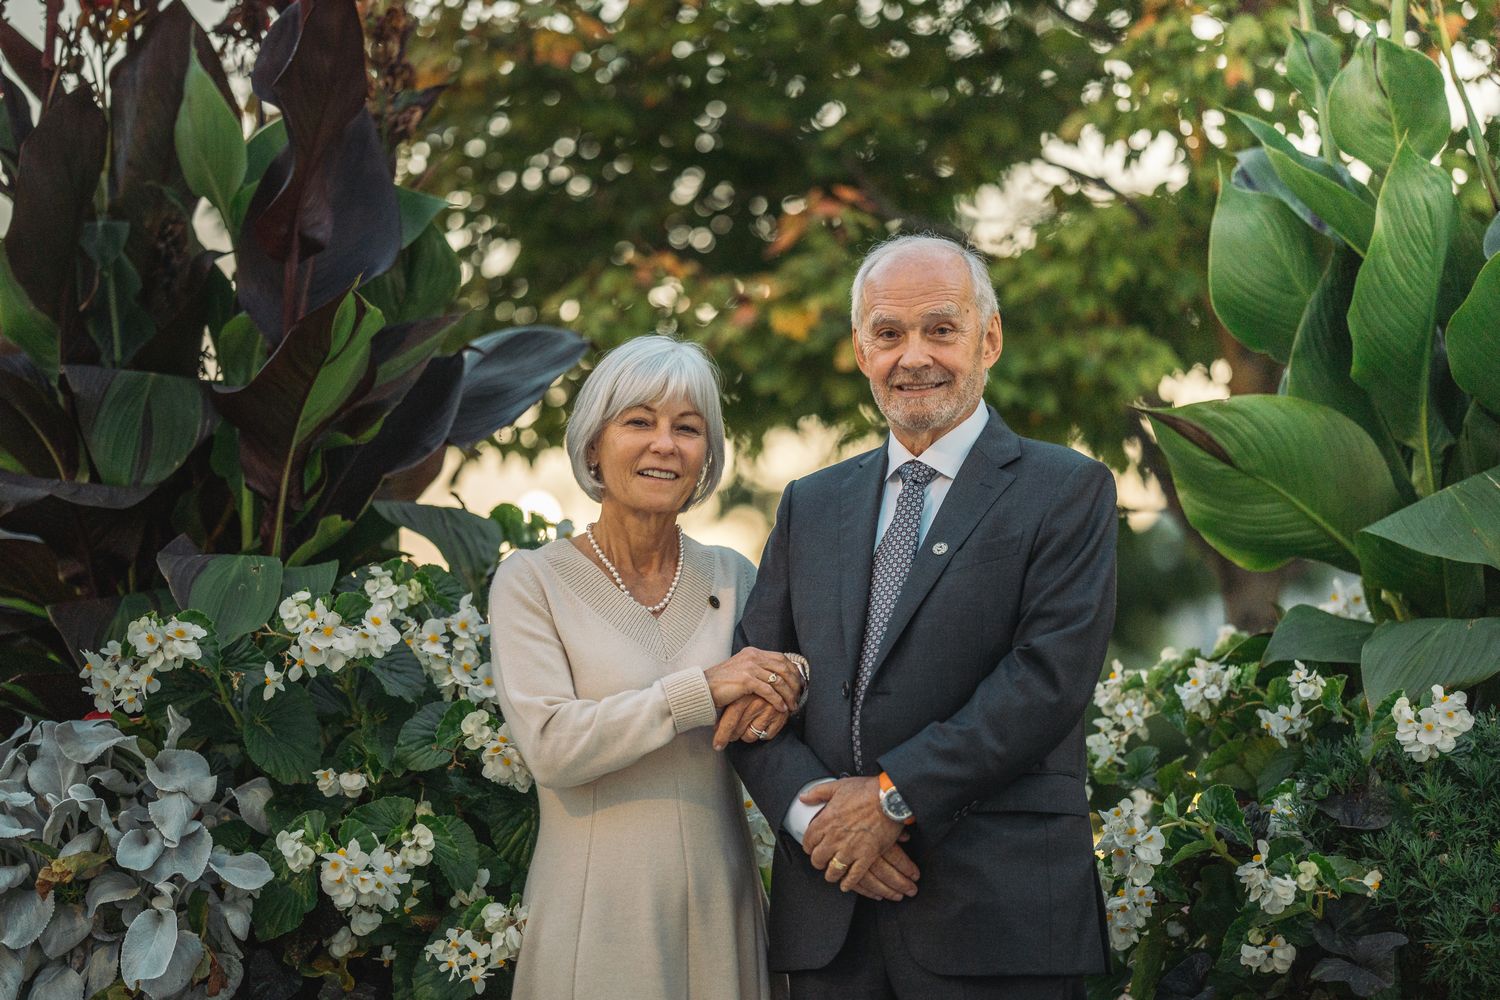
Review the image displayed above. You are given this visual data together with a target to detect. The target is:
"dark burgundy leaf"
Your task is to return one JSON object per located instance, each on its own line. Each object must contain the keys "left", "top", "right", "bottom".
{"left": 7, "top": 88, "right": 106, "bottom": 323}
{"left": 238, "top": 0, "right": 398, "bottom": 341}
{"left": 0, "top": 527, "right": 72, "bottom": 604}
{"left": 448, "top": 325, "right": 587, "bottom": 448}
{"left": 1313, "top": 770, "right": 1394, "bottom": 830}
{"left": 129, "top": 252, "right": 232, "bottom": 377}
{"left": 0, "top": 70, "right": 33, "bottom": 167}
{"left": 47, "top": 589, "right": 175, "bottom": 668}
{"left": 333, "top": 313, "right": 461, "bottom": 439}
{"left": 0, "top": 354, "right": 77, "bottom": 479}
{"left": 0, "top": 22, "right": 51, "bottom": 105}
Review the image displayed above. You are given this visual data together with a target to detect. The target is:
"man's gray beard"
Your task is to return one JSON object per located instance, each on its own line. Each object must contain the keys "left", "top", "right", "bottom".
{"left": 872, "top": 364, "right": 986, "bottom": 436}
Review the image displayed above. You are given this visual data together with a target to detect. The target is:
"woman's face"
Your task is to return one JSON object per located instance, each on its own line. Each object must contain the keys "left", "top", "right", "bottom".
{"left": 590, "top": 396, "right": 708, "bottom": 517}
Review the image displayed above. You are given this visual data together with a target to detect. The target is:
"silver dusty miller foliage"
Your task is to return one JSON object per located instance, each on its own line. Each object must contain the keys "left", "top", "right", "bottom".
{"left": 0, "top": 709, "right": 273, "bottom": 1000}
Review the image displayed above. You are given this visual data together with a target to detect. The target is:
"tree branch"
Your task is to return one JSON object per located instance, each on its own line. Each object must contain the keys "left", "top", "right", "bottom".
{"left": 1040, "top": 154, "right": 1153, "bottom": 226}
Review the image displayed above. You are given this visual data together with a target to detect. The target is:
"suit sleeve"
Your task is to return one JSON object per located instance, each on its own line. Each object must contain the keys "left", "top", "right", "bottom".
{"left": 488, "top": 553, "right": 718, "bottom": 789}
{"left": 877, "top": 459, "right": 1118, "bottom": 826}
{"left": 725, "top": 483, "right": 836, "bottom": 835}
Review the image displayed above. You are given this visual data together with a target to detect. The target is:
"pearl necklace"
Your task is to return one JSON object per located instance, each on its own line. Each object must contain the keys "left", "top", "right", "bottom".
{"left": 585, "top": 523, "right": 684, "bottom": 615}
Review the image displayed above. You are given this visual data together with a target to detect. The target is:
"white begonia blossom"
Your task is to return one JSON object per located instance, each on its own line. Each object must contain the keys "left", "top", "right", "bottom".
{"left": 461, "top": 711, "right": 494, "bottom": 750}
{"left": 356, "top": 603, "right": 403, "bottom": 656}
{"left": 1289, "top": 662, "right": 1326, "bottom": 702}
{"left": 364, "top": 567, "right": 402, "bottom": 606}
{"left": 127, "top": 617, "right": 170, "bottom": 669}
{"left": 480, "top": 725, "right": 534, "bottom": 793}
{"left": 1430, "top": 685, "right": 1475, "bottom": 734}
{"left": 1239, "top": 932, "right": 1296, "bottom": 974}
{"left": 418, "top": 619, "right": 449, "bottom": 656}
{"left": 1296, "top": 860, "right": 1321, "bottom": 892}
{"left": 279, "top": 590, "right": 313, "bottom": 631}
{"left": 1319, "top": 577, "right": 1371, "bottom": 621}
{"left": 1235, "top": 840, "right": 1273, "bottom": 893}
{"left": 401, "top": 822, "right": 435, "bottom": 867}
{"left": 450, "top": 594, "right": 490, "bottom": 640}
{"left": 338, "top": 770, "right": 369, "bottom": 799}
{"left": 314, "top": 768, "right": 341, "bottom": 797}
{"left": 1394, "top": 688, "right": 1470, "bottom": 762}
{"left": 162, "top": 617, "right": 207, "bottom": 660}
{"left": 278, "top": 829, "right": 317, "bottom": 873}
{"left": 328, "top": 926, "right": 357, "bottom": 959}
{"left": 1267, "top": 790, "right": 1299, "bottom": 835}
{"left": 262, "top": 663, "right": 286, "bottom": 701}
{"left": 350, "top": 907, "right": 383, "bottom": 936}
{"left": 1362, "top": 869, "right": 1383, "bottom": 893}
{"left": 1258, "top": 875, "right": 1299, "bottom": 915}
{"left": 450, "top": 867, "right": 491, "bottom": 909}
{"left": 118, "top": 686, "right": 144, "bottom": 713}
{"left": 1175, "top": 657, "right": 1235, "bottom": 718}
{"left": 1104, "top": 884, "right": 1156, "bottom": 950}
{"left": 1087, "top": 724, "right": 1127, "bottom": 769}
{"left": 1256, "top": 700, "right": 1311, "bottom": 748}
{"left": 405, "top": 578, "right": 425, "bottom": 606}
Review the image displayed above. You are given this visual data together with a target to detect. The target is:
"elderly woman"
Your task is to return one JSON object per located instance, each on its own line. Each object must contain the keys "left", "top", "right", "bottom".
{"left": 488, "top": 336, "right": 804, "bottom": 1000}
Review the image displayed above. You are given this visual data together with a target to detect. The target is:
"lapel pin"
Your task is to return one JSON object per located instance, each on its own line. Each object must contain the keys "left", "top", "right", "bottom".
{"left": 932, "top": 542, "right": 949, "bottom": 555}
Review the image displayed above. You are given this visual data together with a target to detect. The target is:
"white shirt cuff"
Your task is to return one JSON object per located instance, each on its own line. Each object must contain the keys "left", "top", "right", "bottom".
{"left": 783, "top": 777, "right": 836, "bottom": 845}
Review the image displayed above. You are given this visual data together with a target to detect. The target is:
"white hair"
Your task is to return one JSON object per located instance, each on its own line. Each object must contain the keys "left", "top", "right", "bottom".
{"left": 849, "top": 234, "right": 999, "bottom": 332}
{"left": 566, "top": 336, "right": 726, "bottom": 511}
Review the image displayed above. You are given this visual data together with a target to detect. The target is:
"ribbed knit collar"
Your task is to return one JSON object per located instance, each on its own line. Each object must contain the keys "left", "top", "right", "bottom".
{"left": 540, "top": 535, "right": 716, "bottom": 661}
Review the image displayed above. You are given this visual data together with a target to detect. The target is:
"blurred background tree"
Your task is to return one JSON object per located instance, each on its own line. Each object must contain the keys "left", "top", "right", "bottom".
{"left": 402, "top": 0, "right": 1497, "bottom": 638}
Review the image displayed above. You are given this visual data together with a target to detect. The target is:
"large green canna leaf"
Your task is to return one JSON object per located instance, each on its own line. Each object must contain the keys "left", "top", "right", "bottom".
{"left": 0, "top": 243, "right": 58, "bottom": 379}
{"left": 1327, "top": 35, "right": 1450, "bottom": 172}
{"left": 1445, "top": 254, "right": 1500, "bottom": 413}
{"left": 64, "top": 367, "right": 218, "bottom": 487}
{"left": 1285, "top": 249, "right": 1406, "bottom": 493}
{"left": 1263, "top": 604, "right": 1375, "bottom": 665}
{"left": 372, "top": 501, "right": 501, "bottom": 598}
{"left": 1208, "top": 170, "right": 1323, "bottom": 362}
{"left": 360, "top": 224, "right": 462, "bottom": 326}
{"left": 395, "top": 188, "right": 449, "bottom": 249}
{"left": 1347, "top": 143, "right": 1456, "bottom": 488}
{"left": 1361, "top": 617, "right": 1500, "bottom": 708}
{"left": 0, "top": 355, "right": 77, "bottom": 478}
{"left": 1285, "top": 28, "right": 1342, "bottom": 117}
{"left": 212, "top": 293, "right": 382, "bottom": 534}
{"left": 174, "top": 46, "right": 245, "bottom": 219}
{"left": 1360, "top": 467, "right": 1500, "bottom": 571}
{"left": 1147, "top": 396, "right": 1403, "bottom": 572}
{"left": 1264, "top": 148, "right": 1374, "bottom": 255}
{"left": 156, "top": 535, "right": 282, "bottom": 644}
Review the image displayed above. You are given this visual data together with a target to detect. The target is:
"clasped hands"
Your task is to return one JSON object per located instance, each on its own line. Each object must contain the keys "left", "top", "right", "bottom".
{"left": 705, "top": 647, "right": 805, "bottom": 750}
{"left": 801, "top": 777, "right": 920, "bottom": 902}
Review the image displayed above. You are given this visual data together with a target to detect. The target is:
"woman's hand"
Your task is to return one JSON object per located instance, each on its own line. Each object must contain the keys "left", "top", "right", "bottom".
{"left": 704, "top": 647, "right": 804, "bottom": 713}
{"left": 713, "top": 695, "right": 789, "bottom": 748}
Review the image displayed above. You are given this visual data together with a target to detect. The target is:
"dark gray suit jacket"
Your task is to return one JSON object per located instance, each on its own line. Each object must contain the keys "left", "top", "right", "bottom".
{"left": 728, "top": 408, "right": 1116, "bottom": 977}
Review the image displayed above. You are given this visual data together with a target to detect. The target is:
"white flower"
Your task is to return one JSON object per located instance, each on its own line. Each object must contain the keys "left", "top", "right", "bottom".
{"left": 418, "top": 619, "right": 449, "bottom": 656}
{"left": 261, "top": 664, "right": 286, "bottom": 701}
{"left": 364, "top": 568, "right": 402, "bottom": 607}
{"left": 1258, "top": 875, "right": 1299, "bottom": 915}
{"left": 1176, "top": 658, "right": 1234, "bottom": 718}
{"left": 127, "top": 617, "right": 171, "bottom": 670}
{"left": 1267, "top": 790, "right": 1299, "bottom": 835}
{"left": 1257, "top": 701, "right": 1310, "bottom": 748}
{"left": 279, "top": 590, "right": 312, "bottom": 631}
{"left": 1289, "top": 662, "right": 1326, "bottom": 702}
{"left": 401, "top": 822, "right": 436, "bottom": 867}
{"left": 328, "top": 926, "right": 356, "bottom": 959}
{"left": 461, "top": 710, "right": 494, "bottom": 750}
{"left": 1240, "top": 932, "right": 1296, "bottom": 974}
{"left": 356, "top": 603, "right": 403, "bottom": 656}
{"left": 278, "top": 829, "right": 316, "bottom": 873}
{"left": 1087, "top": 725, "right": 1126, "bottom": 768}
{"left": 744, "top": 795, "right": 775, "bottom": 870}
{"left": 1296, "top": 860, "right": 1320, "bottom": 892}
{"left": 449, "top": 594, "right": 490, "bottom": 641}
{"left": 162, "top": 618, "right": 207, "bottom": 661}
{"left": 1110, "top": 694, "right": 1153, "bottom": 739}
{"left": 1362, "top": 869, "right": 1383, "bottom": 893}
{"left": 1104, "top": 884, "right": 1155, "bottom": 951}
{"left": 338, "top": 771, "right": 368, "bottom": 799}
{"left": 349, "top": 907, "right": 383, "bottom": 936}
{"left": 1319, "top": 578, "right": 1371, "bottom": 621}
{"left": 314, "top": 768, "right": 341, "bottom": 797}
{"left": 480, "top": 726, "right": 533, "bottom": 793}
{"left": 1430, "top": 685, "right": 1474, "bottom": 735}
{"left": 450, "top": 868, "right": 491, "bottom": 909}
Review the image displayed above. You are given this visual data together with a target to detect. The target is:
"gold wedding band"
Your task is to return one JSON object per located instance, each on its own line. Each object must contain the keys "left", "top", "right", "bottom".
{"left": 829, "top": 857, "right": 849, "bottom": 872}
{"left": 749, "top": 725, "right": 771, "bottom": 740}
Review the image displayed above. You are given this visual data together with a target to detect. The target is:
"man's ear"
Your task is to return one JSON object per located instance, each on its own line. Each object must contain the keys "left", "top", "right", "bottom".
{"left": 983, "top": 311, "right": 1004, "bottom": 368}
{"left": 851, "top": 327, "right": 873, "bottom": 378}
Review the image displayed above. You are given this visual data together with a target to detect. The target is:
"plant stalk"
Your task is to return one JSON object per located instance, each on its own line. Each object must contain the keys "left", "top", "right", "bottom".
{"left": 1431, "top": 0, "right": 1500, "bottom": 212}
{"left": 1391, "top": 0, "right": 1407, "bottom": 41}
{"left": 1298, "top": 0, "right": 1314, "bottom": 31}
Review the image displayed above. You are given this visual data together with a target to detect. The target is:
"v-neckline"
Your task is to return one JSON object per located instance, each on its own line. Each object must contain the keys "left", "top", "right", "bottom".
{"left": 542, "top": 536, "right": 716, "bottom": 662}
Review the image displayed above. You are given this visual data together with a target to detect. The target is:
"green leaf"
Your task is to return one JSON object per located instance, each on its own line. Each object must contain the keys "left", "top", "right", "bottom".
{"left": 1169, "top": 838, "right": 1216, "bottom": 866}
{"left": 241, "top": 683, "right": 322, "bottom": 783}
{"left": 1360, "top": 466, "right": 1500, "bottom": 571}
{"left": 1146, "top": 397, "right": 1402, "bottom": 572}
{"left": 1264, "top": 148, "right": 1374, "bottom": 255}
{"left": 1285, "top": 249, "right": 1406, "bottom": 491}
{"left": 174, "top": 46, "right": 245, "bottom": 218}
{"left": 424, "top": 813, "right": 479, "bottom": 892}
{"left": 396, "top": 188, "right": 450, "bottom": 249}
{"left": 373, "top": 502, "right": 501, "bottom": 598}
{"left": 1208, "top": 167, "right": 1323, "bottom": 362}
{"left": 0, "top": 240, "right": 59, "bottom": 378}
{"left": 1348, "top": 142, "right": 1457, "bottom": 485}
{"left": 1193, "top": 784, "right": 1254, "bottom": 847}
{"left": 250, "top": 866, "right": 315, "bottom": 941}
{"left": 1328, "top": 35, "right": 1451, "bottom": 171}
{"left": 244, "top": 118, "right": 287, "bottom": 187}
{"left": 434, "top": 699, "right": 481, "bottom": 748}
{"left": 156, "top": 536, "right": 283, "bottom": 643}
{"left": 286, "top": 515, "right": 354, "bottom": 567}
{"left": 367, "top": 644, "right": 429, "bottom": 701}
{"left": 338, "top": 796, "right": 417, "bottom": 853}
{"left": 1445, "top": 254, "right": 1500, "bottom": 413}
{"left": 1360, "top": 617, "right": 1500, "bottom": 708}
{"left": 396, "top": 702, "right": 454, "bottom": 771}
{"left": 282, "top": 561, "right": 338, "bottom": 600}
{"left": 361, "top": 224, "right": 462, "bottom": 325}
{"left": 213, "top": 313, "right": 265, "bottom": 387}
{"left": 1285, "top": 28, "right": 1342, "bottom": 115}
{"left": 1263, "top": 605, "right": 1376, "bottom": 665}
{"left": 64, "top": 367, "right": 218, "bottom": 487}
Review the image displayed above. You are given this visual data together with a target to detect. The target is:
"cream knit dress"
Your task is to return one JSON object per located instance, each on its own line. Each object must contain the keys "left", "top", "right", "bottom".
{"left": 487, "top": 536, "right": 771, "bottom": 1000}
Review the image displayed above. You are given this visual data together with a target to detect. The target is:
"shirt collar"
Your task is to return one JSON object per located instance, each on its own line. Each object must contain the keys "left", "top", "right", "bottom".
{"left": 884, "top": 401, "right": 989, "bottom": 483}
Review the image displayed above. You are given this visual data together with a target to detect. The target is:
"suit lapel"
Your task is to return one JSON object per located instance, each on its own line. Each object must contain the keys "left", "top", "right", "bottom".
{"left": 839, "top": 447, "right": 885, "bottom": 676}
{"left": 867, "top": 409, "right": 1022, "bottom": 681}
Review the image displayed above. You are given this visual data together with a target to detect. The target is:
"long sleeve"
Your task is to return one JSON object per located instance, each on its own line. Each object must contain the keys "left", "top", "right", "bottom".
{"left": 488, "top": 552, "right": 718, "bottom": 790}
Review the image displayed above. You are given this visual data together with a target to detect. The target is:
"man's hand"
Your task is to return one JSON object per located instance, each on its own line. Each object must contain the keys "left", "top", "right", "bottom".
{"left": 847, "top": 838, "right": 921, "bottom": 901}
{"left": 800, "top": 777, "right": 904, "bottom": 892}
{"left": 713, "top": 695, "right": 788, "bottom": 749}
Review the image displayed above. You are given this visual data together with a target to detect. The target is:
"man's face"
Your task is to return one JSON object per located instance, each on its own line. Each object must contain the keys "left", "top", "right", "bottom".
{"left": 852, "top": 247, "right": 1003, "bottom": 441}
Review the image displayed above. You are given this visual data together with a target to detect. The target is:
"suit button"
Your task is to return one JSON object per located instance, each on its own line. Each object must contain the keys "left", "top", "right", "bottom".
{"left": 841, "top": 681, "right": 850, "bottom": 699}
{"left": 708, "top": 595, "right": 720, "bottom": 609}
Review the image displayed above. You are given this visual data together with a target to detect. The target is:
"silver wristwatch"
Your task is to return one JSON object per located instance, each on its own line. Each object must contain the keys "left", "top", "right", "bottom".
{"left": 879, "top": 782, "right": 914, "bottom": 823}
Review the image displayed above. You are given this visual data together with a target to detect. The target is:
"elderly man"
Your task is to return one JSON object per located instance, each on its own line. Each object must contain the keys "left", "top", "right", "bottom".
{"left": 725, "top": 235, "right": 1116, "bottom": 999}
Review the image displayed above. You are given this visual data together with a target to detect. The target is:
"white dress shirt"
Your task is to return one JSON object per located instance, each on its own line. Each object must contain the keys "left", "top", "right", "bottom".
{"left": 783, "top": 402, "right": 990, "bottom": 843}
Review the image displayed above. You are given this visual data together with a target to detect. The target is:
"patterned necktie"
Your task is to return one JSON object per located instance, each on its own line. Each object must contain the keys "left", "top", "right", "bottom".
{"left": 852, "top": 459, "right": 938, "bottom": 772}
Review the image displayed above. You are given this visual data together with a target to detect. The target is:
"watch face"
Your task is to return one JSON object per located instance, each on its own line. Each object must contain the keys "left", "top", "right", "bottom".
{"left": 882, "top": 788, "right": 912, "bottom": 820}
